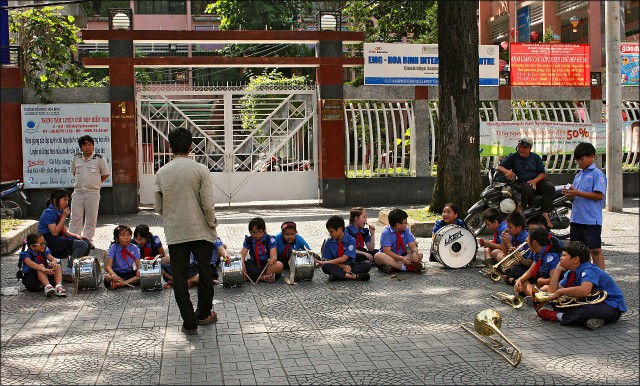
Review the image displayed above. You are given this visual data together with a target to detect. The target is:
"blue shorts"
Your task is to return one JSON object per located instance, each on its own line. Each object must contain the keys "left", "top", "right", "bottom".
{"left": 570, "top": 223, "right": 602, "bottom": 250}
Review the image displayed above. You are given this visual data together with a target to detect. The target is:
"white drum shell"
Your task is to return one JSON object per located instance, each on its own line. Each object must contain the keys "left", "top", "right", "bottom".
{"left": 139, "top": 260, "right": 163, "bottom": 290}
{"left": 291, "top": 250, "right": 315, "bottom": 282}
{"left": 222, "top": 258, "right": 244, "bottom": 288}
{"left": 431, "top": 225, "right": 477, "bottom": 269}
{"left": 73, "top": 257, "right": 102, "bottom": 290}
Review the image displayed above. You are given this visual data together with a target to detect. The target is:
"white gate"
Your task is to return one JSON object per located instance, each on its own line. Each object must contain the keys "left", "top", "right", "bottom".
{"left": 136, "top": 84, "right": 318, "bottom": 204}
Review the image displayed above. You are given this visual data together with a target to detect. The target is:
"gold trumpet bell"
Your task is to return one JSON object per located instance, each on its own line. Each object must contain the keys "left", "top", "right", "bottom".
{"left": 492, "top": 292, "right": 524, "bottom": 309}
{"left": 461, "top": 309, "right": 522, "bottom": 367}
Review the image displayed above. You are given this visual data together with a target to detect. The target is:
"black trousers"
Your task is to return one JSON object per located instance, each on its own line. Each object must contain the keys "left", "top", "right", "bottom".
{"left": 557, "top": 302, "right": 623, "bottom": 326}
{"left": 518, "top": 178, "right": 555, "bottom": 213}
{"left": 168, "top": 240, "right": 215, "bottom": 330}
{"left": 322, "top": 261, "right": 371, "bottom": 280}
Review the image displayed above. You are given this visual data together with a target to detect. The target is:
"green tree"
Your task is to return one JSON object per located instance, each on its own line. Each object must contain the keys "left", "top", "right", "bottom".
{"left": 205, "top": 0, "right": 302, "bottom": 30}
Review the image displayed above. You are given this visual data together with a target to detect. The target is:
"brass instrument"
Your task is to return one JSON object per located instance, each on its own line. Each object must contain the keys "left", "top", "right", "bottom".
{"left": 461, "top": 309, "right": 522, "bottom": 367}
{"left": 480, "top": 242, "right": 530, "bottom": 282}
{"left": 492, "top": 292, "right": 524, "bottom": 309}
{"left": 532, "top": 285, "right": 608, "bottom": 310}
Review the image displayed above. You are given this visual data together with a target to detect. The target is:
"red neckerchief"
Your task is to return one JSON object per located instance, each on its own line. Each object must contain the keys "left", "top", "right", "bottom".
{"left": 396, "top": 232, "right": 406, "bottom": 255}
{"left": 355, "top": 229, "right": 365, "bottom": 249}
{"left": 567, "top": 271, "right": 576, "bottom": 287}
{"left": 56, "top": 213, "right": 67, "bottom": 236}
{"left": 533, "top": 244, "right": 551, "bottom": 279}
{"left": 255, "top": 240, "right": 266, "bottom": 268}
{"left": 32, "top": 251, "right": 45, "bottom": 266}
{"left": 120, "top": 247, "right": 135, "bottom": 268}
{"left": 282, "top": 243, "right": 291, "bottom": 259}
{"left": 337, "top": 239, "right": 345, "bottom": 257}
{"left": 493, "top": 231, "right": 498, "bottom": 243}
{"left": 142, "top": 244, "right": 153, "bottom": 258}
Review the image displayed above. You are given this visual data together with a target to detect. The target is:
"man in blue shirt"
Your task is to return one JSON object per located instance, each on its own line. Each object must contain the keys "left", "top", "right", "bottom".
{"left": 498, "top": 136, "right": 555, "bottom": 228}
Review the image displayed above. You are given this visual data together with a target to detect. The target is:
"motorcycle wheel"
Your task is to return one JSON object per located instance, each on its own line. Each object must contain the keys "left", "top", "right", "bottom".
{"left": 464, "top": 208, "right": 487, "bottom": 236}
{"left": 1, "top": 199, "right": 23, "bottom": 219}
{"left": 550, "top": 202, "right": 572, "bottom": 240}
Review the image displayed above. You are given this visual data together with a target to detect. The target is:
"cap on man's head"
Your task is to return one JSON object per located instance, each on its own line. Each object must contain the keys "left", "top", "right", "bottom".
{"left": 518, "top": 136, "right": 533, "bottom": 148}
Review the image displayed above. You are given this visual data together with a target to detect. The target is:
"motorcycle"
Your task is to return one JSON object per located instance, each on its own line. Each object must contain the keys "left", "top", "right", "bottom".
{"left": 259, "top": 153, "right": 310, "bottom": 172}
{"left": 1, "top": 180, "right": 31, "bottom": 219}
{"left": 464, "top": 169, "right": 572, "bottom": 239}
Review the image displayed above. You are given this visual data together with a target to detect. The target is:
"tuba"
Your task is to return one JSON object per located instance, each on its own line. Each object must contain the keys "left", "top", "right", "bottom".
{"left": 461, "top": 309, "right": 522, "bottom": 367}
{"left": 480, "top": 242, "right": 530, "bottom": 282}
{"left": 492, "top": 292, "right": 524, "bottom": 309}
{"left": 532, "top": 285, "right": 607, "bottom": 311}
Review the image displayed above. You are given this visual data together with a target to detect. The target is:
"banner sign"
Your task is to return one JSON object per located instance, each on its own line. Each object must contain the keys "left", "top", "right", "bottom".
{"left": 22, "top": 103, "right": 113, "bottom": 189}
{"left": 510, "top": 43, "right": 590, "bottom": 86}
{"left": 517, "top": 6, "right": 531, "bottom": 43}
{"left": 364, "top": 43, "right": 499, "bottom": 86}
{"left": 479, "top": 120, "right": 640, "bottom": 156}
{"left": 621, "top": 42, "right": 639, "bottom": 86}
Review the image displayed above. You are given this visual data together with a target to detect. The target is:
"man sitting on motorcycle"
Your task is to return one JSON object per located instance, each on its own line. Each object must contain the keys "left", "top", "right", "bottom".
{"left": 497, "top": 136, "right": 555, "bottom": 229}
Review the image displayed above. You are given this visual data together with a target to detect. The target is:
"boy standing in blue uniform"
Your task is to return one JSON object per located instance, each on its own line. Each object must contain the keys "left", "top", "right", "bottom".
{"left": 537, "top": 241, "right": 626, "bottom": 330}
{"left": 562, "top": 142, "right": 607, "bottom": 269}
{"left": 317, "top": 216, "right": 371, "bottom": 281}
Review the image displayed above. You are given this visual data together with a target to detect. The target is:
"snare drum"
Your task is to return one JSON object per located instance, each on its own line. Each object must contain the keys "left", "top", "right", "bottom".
{"left": 431, "top": 225, "right": 477, "bottom": 268}
{"left": 290, "top": 249, "right": 315, "bottom": 282}
{"left": 222, "top": 256, "right": 243, "bottom": 288}
{"left": 72, "top": 256, "right": 102, "bottom": 291}
{"left": 139, "top": 259, "right": 163, "bottom": 291}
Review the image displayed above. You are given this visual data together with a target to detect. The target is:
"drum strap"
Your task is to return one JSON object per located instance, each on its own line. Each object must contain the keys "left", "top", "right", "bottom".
{"left": 395, "top": 232, "right": 406, "bottom": 255}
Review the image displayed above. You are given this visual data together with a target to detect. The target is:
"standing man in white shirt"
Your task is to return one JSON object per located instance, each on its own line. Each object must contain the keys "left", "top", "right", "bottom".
{"left": 69, "top": 135, "right": 110, "bottom": 250}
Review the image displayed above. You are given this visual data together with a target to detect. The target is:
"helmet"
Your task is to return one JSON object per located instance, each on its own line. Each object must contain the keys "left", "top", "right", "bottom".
{"left": 499, "top": 198, "right": 516, "bottom": 214}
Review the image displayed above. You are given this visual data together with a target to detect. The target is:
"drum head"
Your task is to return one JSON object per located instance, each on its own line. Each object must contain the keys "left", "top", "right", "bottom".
{"left": 432, "top": 225, "right": 477, "bottom": 268}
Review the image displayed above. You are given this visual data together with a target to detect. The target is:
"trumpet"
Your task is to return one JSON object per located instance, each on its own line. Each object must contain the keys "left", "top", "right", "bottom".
{"left": 480, "top": 242, "right": 530, "bottom": 282}
{"left": 461, "top": 309, "right": 522, "bottom": 367}
{"left": 492, "top": 292, "right": 524, "bottom": 309}
{"left": 532, "top": 285, "right": 608, "bottom": 310}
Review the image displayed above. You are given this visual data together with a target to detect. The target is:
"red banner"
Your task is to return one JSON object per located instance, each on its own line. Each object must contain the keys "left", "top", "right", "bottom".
{"left": 510, "top": 43, "right": 590, "bottom": 86}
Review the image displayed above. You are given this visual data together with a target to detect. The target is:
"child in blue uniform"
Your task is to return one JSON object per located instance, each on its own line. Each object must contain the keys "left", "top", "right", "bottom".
{"left": 316, "top": 215, "right": 371, "bottom": 281}
{"left": 104, "top": 225, "right": 141, "bottom": 289}
{"left": 537, "top": 241, "right": 626, "bottom": 330}
{"left": 430, "top": 203, "right": 467, "bottom": 262}
{"left": 513, "top": 227, "right": 562, "bottom": 298}
{"left": 275, "top": 221, "right": 311, "bottom": 269}
{"left": 562, "top": 142, "right": 607, "bottom": 269}
{"left": 478, "top": 208, "right": 507, "bottom": 262}
{"left": 374, "top": 209, "right": 424, "bottom": 273}
{"left": 18, "top": 233, "right": 67, "bottom": 296}
{"left": 345, "top": 207, "right": 377, "bottom": 263}
{"left": 188, "top": 237, "right": 229, "bottom": 285}
{"left": 133, "top": 224, "right": 166, "bottom": 260}
{"left": 496, "top": 212, "right": 532, "bottom": 284}
{"left": 241, "top": 217, "right": 283, "bottom": 283}
{"left": 161, "top": 253, "right": 199, "bottom": 288}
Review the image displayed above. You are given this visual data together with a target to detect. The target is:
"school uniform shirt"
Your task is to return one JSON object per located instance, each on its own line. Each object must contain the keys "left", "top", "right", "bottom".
{"left": 559, "top": 262, "right": 627, "bottom": 312}
{"left": 322, "top": 234, "right": 357, "bottom": 264}
{"left": 531, "top": 245, "right": 560, "bottom": 279}
{"left": 133, "top": 235, "right": 163, "bottom": 259}
{"left": 107, "top": 243, "right": 141, "bottom": 274}
{"left": 510, "top": 230, "right": 532, "bottom": 260}
{"left": 570, "top": 163, "right": 607, "bottom": 225}
{"left": 345, "top": 224, "right": 372, "bottom": 251}
{"left": 243, "top": 234, "right": 277, "bottom": 263}
{"left": 379, "top": 226, "right": 415, "bottom": 256}
{"left": 275, "top": 233, "right": 310, "bottom": 260}
{"left": 492, "top": 221, "right": 508, "bottom": 244}
{"left": 432, "top": 218, "right": 467, "bottom": 234}
{"left": 210, "top": 237, "right": 225, "bottom": 265}
{"left": 37, "top": 204, "right": 63, "bottom": 235}
{"left": 19, "top": 248, "right": 53, "bottom": 273}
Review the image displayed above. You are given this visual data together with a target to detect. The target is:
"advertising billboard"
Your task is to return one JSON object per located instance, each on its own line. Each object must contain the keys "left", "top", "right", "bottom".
{"left": 510, "top": 43, "right": 590, "bottom": 86}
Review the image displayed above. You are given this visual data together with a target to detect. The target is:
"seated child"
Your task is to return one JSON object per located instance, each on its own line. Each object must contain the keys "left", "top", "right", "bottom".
{"left": 537, "top": 241, "right": 627, "bottom": 330}
{"left": 132, "top": 224, "right": 166, "bottom": 260}
{"left": 430, "top": 203, "right": 467, "bottom": 262}
{"left": 188, "top": 237, "right": 230, "bottom": 285}
{"left": 495, "top": 212, "right": 532, "bottom": 285}
{"left": 526, "top": 214, "right": 563, "bottom": 248}
{"left": 345, "top": 207, "right": 378, "bottom": 263}
{"left": 104, "top": 225, "right": 141, "bottom": 289}
{"left": 513, "top": 227, "right": 562, "bottom": 298}
{"left": 161, "top": 254, "right": 199, "bottom": 288}
{"left": 241, "top": 217, "right": 283, "bottom": 283}
{"left": 316, "top": 215, "right": 371, "bottom": 281}
{"left": 18, "top": 233, "right": 67, "bottom": 297}
{"left": 275, "top": 222, "right": 311, "bottom": 269}
{"left": 374, "top": 209, "right": 424, "bottom": 273}
{"left": 478, "top": 208, "right": 507, "bottom": 262}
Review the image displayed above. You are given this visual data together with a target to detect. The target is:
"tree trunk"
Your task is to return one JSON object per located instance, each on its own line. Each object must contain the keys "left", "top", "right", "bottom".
{"left": 431, "top": 1, "right": 482, "bottom": 216}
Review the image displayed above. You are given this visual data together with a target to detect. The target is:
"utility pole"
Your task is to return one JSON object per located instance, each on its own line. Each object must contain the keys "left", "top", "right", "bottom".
{"left": 605, "top": 1, "right": 622, "bottom": 212}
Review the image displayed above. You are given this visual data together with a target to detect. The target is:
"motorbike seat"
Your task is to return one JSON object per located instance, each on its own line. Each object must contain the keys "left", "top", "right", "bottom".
{"left": 529, "top": 188, "right": 564, "bottom": 207}
{"left": 0, "top": 180, "right": 19, "bottom": 190}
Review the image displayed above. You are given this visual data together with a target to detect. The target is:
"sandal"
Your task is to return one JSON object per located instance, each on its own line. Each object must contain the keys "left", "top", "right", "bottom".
{"left": 163, "top": 280, "right": 173, "bottom": 289}
{"left": 55, "top": 285, "right": 67, "bottom": 297}
{"left": 261, "top": 273, "right": 275, "bottom": 283}
{"left": 44, "top": 284, "right": 55, "bottom": 297}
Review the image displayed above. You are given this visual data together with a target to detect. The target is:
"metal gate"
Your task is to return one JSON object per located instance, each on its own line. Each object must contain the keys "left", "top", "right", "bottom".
{"left": 136, "top": 84, "right": 318, "bottom": 204}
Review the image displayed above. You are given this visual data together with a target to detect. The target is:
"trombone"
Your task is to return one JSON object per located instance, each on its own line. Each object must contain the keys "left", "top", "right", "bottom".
{"left": 461, "top": 309, "right": 522, "bottom": 367}
{"left": 480, "top": 242, "right": 530, "bottom": 282}
{"left": 532, "top": 285, "right": 608, "bottom": 310}
{"left": 492, "top": 292, "right": 524, "bottom": 309}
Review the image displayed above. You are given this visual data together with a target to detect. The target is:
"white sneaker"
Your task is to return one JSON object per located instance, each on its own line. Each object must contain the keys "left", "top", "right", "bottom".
{"left": 44, "top": 285, "right": 55, "bottom": 297}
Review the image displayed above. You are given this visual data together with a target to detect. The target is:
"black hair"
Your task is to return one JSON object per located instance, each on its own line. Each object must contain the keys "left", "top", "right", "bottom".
{"left": 388, "top": 208, "right": 408, "bottom": 227}
{"left": 482, "top": 207, "right": 503, "bottom": 223}
{"left": 248, "top": 217, "right": 266, "bottom": 232}
{"left": 46, "top": 188, "right": 70, "bottom": 208}
{"left": 563, "top": 241, "right": 591, "bottom": 264}
{"left": 573, "top": 142, "right": 596, "bottom": 159}
{"left": 326, "top": 215, "right": 345, "bottom": 231}
{"left": 280, "top": 221, "right": 297, "bottom": 232}
{"left": 21, "top": 233, "right": 43, "bottom": 252}
{"left": 133, "top": 224, "right": 151, "bottom": 240}
{"left": 526, "top": 214, "right": 550, "bottom": 231}
{"left": 528, "top": 227, "right": 562, "bottom": 253}
{"left": 442, "top": 203, "right": 459, "bottom": 215}
{"left": 349, "top": 207, "right": 365, "bottom": 224}
{"left": 78, "top": 135, "right": 94, "bottom": 147}
{"left": 168, "top": 128, "right": 192, "bottom": 154}
{"left": 506, "top": 211, "right": 526, "bottom": 229}
{"left": 113, "top": 225, "right": 132, "bottom": 243}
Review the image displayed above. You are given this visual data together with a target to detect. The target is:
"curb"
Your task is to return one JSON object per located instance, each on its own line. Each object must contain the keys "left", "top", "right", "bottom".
{"left": 378, "top": 210, "right": 435, "bottom": 237}
{"left": 1, "top": 220, "right": 38, "bottom": 256}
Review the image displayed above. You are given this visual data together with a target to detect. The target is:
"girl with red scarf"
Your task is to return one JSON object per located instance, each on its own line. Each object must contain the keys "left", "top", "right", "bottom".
{"left": 104, "top": 225, "right": 141, "bottom": 289}
{"left": 241, "top": 217, "right": 282, "bottom": 283}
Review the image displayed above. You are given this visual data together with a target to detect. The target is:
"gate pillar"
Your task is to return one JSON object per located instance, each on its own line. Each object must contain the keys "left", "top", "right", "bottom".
{"left": 316, "top": 40, "right": 346, "bottom": 207}
{"left": 0, "top": 67, "right": 22, "bottom": 181}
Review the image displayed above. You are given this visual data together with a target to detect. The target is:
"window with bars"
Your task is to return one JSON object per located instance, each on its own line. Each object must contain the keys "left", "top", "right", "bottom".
{"left": 137, "top": 0, "right": 187, "bottom": 14}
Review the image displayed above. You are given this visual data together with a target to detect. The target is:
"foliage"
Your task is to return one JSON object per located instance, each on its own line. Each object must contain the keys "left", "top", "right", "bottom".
{"left": 206, "top": 0, "right": 302, "bottom": 30}
{"left": 80, "top": 1, "right": 131, "bottom": 16}
{"left": 405, "top": 207, "right": 440, "bottom": 223}
{"left": 0, "top": 219, "right": 22, "bottom": 234}
{"left": 542, "top": 27, "right": 555, "bottom": 43}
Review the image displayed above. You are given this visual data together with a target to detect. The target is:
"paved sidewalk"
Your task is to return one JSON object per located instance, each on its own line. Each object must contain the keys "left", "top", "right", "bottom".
{"left": 1, "top": 199, "right": 638, "bottom": 385}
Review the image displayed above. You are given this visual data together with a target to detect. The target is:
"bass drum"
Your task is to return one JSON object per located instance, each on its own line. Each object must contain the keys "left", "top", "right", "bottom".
{"left": 431, "top": 225, "right": 477, "bottom": 269}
